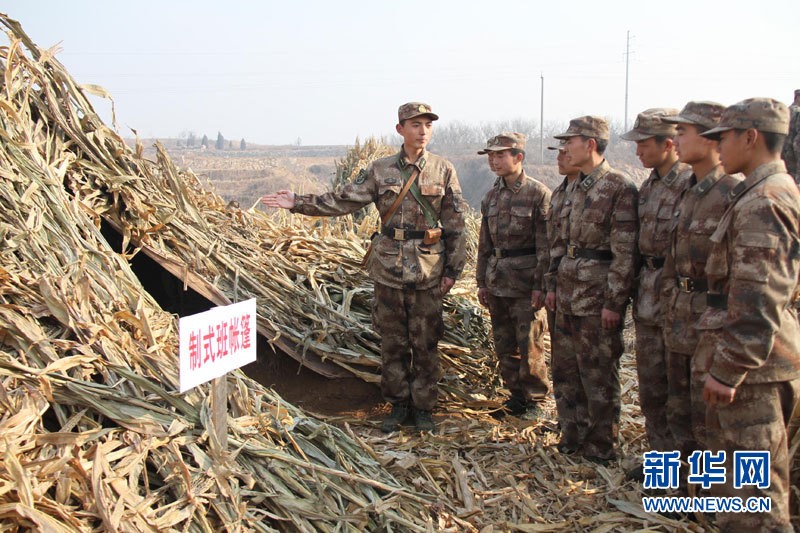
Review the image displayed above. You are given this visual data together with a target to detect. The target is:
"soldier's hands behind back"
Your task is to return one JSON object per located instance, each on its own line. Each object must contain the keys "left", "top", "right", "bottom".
{"left": 261, "top": 190, "right": 296, "bottom": 209}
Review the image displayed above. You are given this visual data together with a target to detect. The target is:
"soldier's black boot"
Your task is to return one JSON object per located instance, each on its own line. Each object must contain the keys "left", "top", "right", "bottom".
{"left": 380, "top": 402, "right": 410, "bottom": 433}
{"left": 491, "top": 395, "right": 527, "bottom": 419}
{"left": 413, "top": 408, "right": 435, "bottom": 432}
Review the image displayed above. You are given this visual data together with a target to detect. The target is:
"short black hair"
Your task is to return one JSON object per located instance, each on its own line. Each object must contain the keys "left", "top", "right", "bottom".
{"left": 653, "top": 134, "right": 671, "bottom": 144}
{"left": 729, "top": 129, "right": 786, "bottom": 153}
{"left": 763, "top": 132, "right": 786, "bottom": 153}
{"left": 510, "top": 148, "right": 526, "bottom": 161}
{"left": 579, "top": 135, "right": 607, "bottom": 155}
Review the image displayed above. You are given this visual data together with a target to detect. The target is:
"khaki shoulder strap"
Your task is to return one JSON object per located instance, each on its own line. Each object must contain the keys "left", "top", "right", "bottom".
{"left": 381, "top": 167, "right": 420, "bottom": 225}
{"left": 361, "top": 167, "right": 420, "bottom": 267}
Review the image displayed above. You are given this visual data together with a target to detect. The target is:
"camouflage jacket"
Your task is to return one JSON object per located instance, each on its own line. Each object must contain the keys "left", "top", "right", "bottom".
{"left": 633, "top": 161, "right": 692, "bottom": 324}
{"left": 696, "top": 161, "right": 800, "bottom": 386}
{"left": 544, "top": 176, "right": 577, "bottom": 293}
{"left": 660, "top": 165, "right": 742, "bottom": 355}
{"left": 781, "top": 104, "right": 800, "bottom": 183}
{"left": 477, "top": 171, "right": 551, "bottom": 297}
{"left": 291, "top": 148, "right": 467, "bottom": 290}
{"left": 552, "top": 159, "right": 639, "bottom": 316}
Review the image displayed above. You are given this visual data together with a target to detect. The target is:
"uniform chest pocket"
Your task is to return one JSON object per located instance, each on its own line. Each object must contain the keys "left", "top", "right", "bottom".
{"left": 578, "top": 209, "right": 608, "bottom": 244}
{"left": 377, "top": 182, "right": 403, "bottom": 213}
{"left": 687, "top": 218, "right": 719, "bottom": 235}
{"left": 378, "top": 182, "right": 402, "bottom": 197}
{"left": 654, "top": 204, "right": 677, "bottom": 240}
{"left": 419, "top": 184, "right": 444, "bottom": 197}
{"left": 509, "top": 204, "right": 533, "bottom": 235}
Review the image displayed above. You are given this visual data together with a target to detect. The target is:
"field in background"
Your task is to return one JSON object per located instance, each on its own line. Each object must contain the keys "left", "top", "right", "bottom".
{"left": 137, "top": 139, "right": 650, "bottom": 211}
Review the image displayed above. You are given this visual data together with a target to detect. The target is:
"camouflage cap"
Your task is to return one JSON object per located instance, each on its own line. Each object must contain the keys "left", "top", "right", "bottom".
{"left": 546, "top": 139, "right": 567, "bottom": 152}
{"left": 477, "top": 132, "right": 526, "bottom": 155}
{"left": 554, "top": 116, "right": 609, "bottom": 141}
{"left": 620, "top": 108, "right": 679, "bottom": 141}
{"left": 662, "top": 101, "right": 726, "bottom": 130}
{"left": 398, "top": 102, "right": 439, "bottom": 122}
{"left": 701, "top": 98, "right": 790, "bottom": 138}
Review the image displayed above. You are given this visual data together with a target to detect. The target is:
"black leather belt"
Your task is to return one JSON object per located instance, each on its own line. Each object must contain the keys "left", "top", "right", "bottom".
{"left": 382, "top": 227, "right": 426, "bottom": 240}
{"left": 706, "top": 293, "right": 728, "bottom": 309}
{"left": 494, "top": 246, "right": 536, "bottom": 258}
{"left": 641, "top": 255, "right": 665, "bottom": 269}
{"left": 677, "top": 276, "right": 708, "bottom": 292}
{"left": 566, "top": 244, "right": 613, "bottom": 261}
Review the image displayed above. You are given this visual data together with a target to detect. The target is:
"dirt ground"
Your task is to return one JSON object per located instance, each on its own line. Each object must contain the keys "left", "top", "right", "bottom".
{"left": 242, "top": 339, "right": 386, "bottom": 421}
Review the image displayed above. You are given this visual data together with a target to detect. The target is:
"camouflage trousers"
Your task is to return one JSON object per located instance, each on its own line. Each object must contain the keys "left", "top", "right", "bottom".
{"left": 706, "top": 379, "right": 800, "bottom": 532}
{"left": 487, "top": 294, "right": 549, "bottom": 402}
{"left": 372, "top": 282, "right": 444, "bottom": 411}
{"left": 552, "top": 312, "right": 623, "bottom": 459}
{"left": 634, "top": 321, "right": 674, "bottom": 451}
{"left": 665, "top": 349, "right": 706, "bottom": 456}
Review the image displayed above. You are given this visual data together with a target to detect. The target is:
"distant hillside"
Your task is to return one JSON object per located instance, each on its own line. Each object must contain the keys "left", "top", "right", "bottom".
{"left": 143, "top": 138, "right": 648, "bottom": 212}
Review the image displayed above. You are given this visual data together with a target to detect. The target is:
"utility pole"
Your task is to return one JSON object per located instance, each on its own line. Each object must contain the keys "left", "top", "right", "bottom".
{"left": 540, "top": 73, "right": 544, "bottom": 164}
{"left": 624, "top": 30, "right": 631, "bottom": 131}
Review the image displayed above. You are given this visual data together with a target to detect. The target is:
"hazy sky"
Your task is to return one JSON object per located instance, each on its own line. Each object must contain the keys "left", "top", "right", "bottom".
{"left": 4, "top": 1, "right": 798, "bottom": 145}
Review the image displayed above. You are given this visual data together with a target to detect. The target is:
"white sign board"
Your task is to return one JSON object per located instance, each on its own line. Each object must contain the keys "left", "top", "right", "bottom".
{"left": 179, "top": 298, "right": 257, "bottom": 393}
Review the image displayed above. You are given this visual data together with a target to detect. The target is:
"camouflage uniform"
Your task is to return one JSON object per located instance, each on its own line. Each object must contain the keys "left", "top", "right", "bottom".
{"left": 660, "top": 101, "right": 741, "bottom": 457}
{"left": 550, "top": 117, "right": 639, "bottom": 460}
{"left": 621, "top": 109, "right": 692, "bottom": 453}
{"left": 780, "top": 89, "right": 800, "bottom": 182}
{"left": 291, "top": 105, "right": 466, "bottom": 412}
{"left": 661, "top": 164, "right": 741, "bottom": 453}
{"left": 545, "top": 164, "right": 578, "bottom": 337}
{"left": 696, "top": 99, "right": 800, "bottom": 531}
{"left": 477, "top": 134, "right": 551, "bottom": 405}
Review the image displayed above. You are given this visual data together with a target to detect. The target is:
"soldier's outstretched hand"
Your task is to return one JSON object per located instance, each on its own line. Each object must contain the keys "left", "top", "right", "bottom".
{"left": 261, "top": 190, "right": 296, "bottom": 209}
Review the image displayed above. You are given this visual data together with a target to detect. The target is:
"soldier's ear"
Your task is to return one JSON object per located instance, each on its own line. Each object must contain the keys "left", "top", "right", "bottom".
{"left": 744, "top": 128, "right": 759, "bottom": 149}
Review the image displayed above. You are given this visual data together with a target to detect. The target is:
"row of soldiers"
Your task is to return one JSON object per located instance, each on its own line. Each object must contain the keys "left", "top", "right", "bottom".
{"left": 261, "top": 97, "right": 799, "bottom": 531}
{"left": 478, "top": 98, "right": 799, "bottom": 531}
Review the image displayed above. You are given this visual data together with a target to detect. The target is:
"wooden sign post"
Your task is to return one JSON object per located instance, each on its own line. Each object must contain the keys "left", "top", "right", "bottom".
{"left": 178, "top": 298, "right": 257, "bottom": 457}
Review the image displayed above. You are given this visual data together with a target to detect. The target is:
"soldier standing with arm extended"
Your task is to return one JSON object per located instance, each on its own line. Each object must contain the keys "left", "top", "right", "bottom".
{"left": 550, "top": 116, "right": 639, "bottom": 462}
{"left": 261, "top": 102, "right": 467, "bottom": 433}
{"left": 696, "top": 98, "right": 799, "bottom": 531}
{"left": 620, "top": 109, "right": 692, "bottom": 477}
{"left": 659, "top": 102, "right": 741, "bottom": 462}
{"left": 476, "top": 133, "right": 551, "bottom": 419}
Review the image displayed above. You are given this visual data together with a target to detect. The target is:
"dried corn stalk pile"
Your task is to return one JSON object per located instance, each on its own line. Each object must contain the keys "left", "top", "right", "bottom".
{"left": 0, "top": 14, "right": 497, "bottom": 398}
{"left": 0, "top": 15, "right": 470, "bottom": 531}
